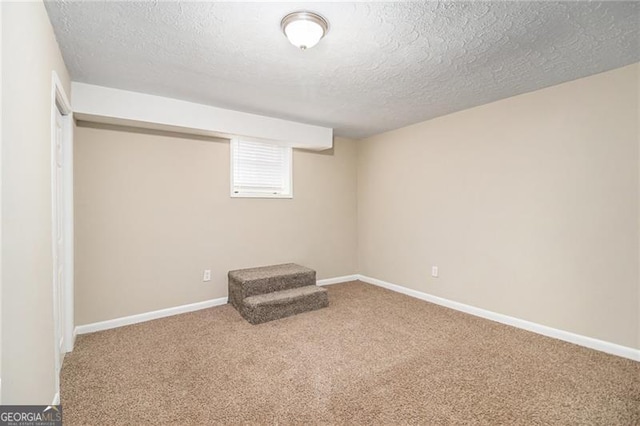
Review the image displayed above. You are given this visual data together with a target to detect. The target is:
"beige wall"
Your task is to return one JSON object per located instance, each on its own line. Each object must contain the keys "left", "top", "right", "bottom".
{"left": 1, "top": 2, "right": 71, "bottom": 403}
{"left": 75, "top": 65, "right": 639, "bottom": 350}
{"left": 358, "top": 64, "right": 640, "bottom": 349}
{"left": 74, "top": 126, "right": 357, "bottom": 325}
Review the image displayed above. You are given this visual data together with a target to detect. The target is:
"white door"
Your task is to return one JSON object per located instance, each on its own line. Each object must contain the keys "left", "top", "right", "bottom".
{"left": 53, "top": 106, "right": 65, "bottom": 375}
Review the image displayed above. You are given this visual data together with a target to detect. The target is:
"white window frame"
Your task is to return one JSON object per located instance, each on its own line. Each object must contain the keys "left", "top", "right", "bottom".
{"left": 230, "top": 138, "right": 293, "bottom": 199}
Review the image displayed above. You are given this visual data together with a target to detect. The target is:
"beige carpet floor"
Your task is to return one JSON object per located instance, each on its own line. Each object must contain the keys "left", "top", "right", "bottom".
{"left": 62, "top": 281, "right": 640, "bottom": 425}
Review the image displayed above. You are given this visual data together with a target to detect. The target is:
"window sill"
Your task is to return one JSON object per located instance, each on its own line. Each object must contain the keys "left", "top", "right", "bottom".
{"left": 230, "top": 193, "right": 293, "bottom": 199}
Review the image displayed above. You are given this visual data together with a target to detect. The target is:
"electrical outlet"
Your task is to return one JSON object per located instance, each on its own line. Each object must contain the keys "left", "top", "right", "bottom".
{"left": 203, "top": 269, "right": 211, "bottom": 282}
{"left": 431, "top": 266, "right": 439, "bottom": 278}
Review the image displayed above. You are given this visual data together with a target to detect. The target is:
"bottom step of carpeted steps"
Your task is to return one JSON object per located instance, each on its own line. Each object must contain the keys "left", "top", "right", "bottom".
{"left": 242, "top": 285, "right": 328, "bottom": 325}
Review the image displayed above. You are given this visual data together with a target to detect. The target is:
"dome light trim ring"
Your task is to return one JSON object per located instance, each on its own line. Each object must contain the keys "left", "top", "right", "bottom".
{"left": 281, "top": 11, "right": 329, "bottom": 50}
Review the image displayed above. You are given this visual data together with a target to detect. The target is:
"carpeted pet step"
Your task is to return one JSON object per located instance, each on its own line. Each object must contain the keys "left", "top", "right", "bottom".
{"left": 228, "top": 263, "right": 316, "bottom": 311}
{"left": 242, "top": 285, "right": 329, "bottom": 325}
{"left": 227, "top": 263, "right": 329, "bottom": 324}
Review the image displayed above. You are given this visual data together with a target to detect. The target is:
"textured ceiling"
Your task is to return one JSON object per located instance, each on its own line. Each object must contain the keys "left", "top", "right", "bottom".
{"left": 45, "top": 1, "right": 640, "bottom": 139}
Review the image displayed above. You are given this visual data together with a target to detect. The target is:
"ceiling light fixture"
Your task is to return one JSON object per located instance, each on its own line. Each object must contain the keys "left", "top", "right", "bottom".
{"left": 281, "top": 11, "right": 329, "bottom": 50}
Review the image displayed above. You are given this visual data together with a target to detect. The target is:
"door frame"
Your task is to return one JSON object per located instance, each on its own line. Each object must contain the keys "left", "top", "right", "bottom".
{"left": 0, "top": 0, "right": 3, "bottom": 404}
{"left": 50, "top": 71, "right": 74, "bottom": 398}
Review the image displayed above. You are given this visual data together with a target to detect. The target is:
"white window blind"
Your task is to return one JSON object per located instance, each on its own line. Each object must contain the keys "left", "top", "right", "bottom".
{"left": 231, "top": 139, "right": 292, "bottom": 198}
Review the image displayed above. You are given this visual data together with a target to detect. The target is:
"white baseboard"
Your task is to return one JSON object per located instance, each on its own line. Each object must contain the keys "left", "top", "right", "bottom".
{"left": 74, "top": 274, "right": 358, "bottom": 336}
{"left": 357, "top": 274, "right": 640, "bottom": 362}
{"left": 75, "top": 297, "right": 228, "bottom": 335}
{"left": 71, "top": 274, "right": 639, "bottom": 362}
{"left": 74, "top": 275, "right": 356, "bottom": 335}
{"left": 317, "top": 275, "right": 359, "bottom": 286}
{"left": 52, "top": 392, "right": 60, "bottom": 405}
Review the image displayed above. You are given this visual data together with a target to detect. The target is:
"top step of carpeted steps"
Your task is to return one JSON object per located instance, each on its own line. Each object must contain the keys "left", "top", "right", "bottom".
{"left": 228, "top": 263, "right": 316, "bottom": 306}
{"left": 228, "top": 263, "right": 328, "bottom": 324}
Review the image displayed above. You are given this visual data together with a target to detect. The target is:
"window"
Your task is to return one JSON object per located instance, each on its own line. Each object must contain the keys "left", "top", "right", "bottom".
{"left": 230, "top": 139, "right": 293, "bottom": 198}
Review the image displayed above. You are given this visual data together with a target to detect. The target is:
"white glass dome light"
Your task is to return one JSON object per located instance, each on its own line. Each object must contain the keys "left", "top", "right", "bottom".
{"left": 281, "top": 11, "right": 329, "bottom": 50}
